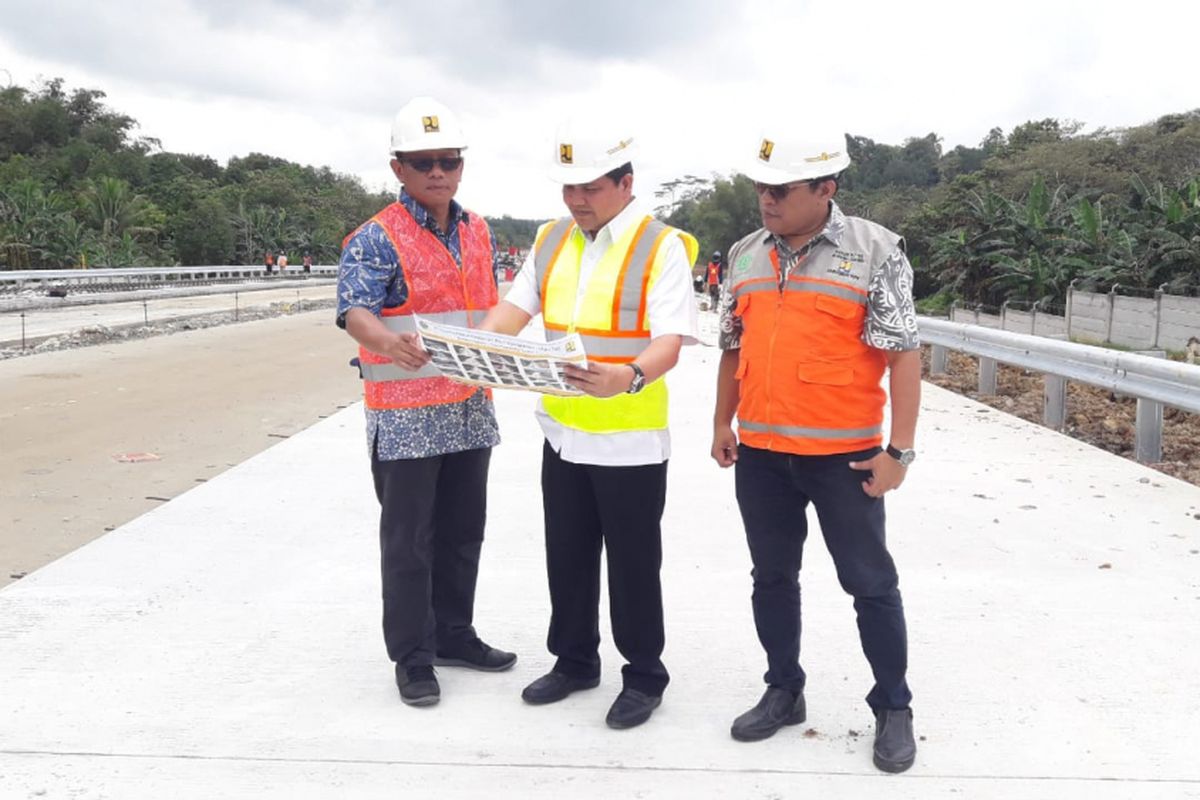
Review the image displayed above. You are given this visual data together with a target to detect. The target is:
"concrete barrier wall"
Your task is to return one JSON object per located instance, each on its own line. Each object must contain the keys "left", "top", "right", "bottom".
{"left": 1109, "top": 295, "right": 1157, "bottom": 349}
{"left": 1068, "top": 292, "right": 1110, "bottom": 343}
{"left": 1003, "top": 309, "right": 1035, "bottom": 335}
{"left": 1160, "top": 295, "right": 1200, "bottom": 350}
{"left": 1034, "top": 314, "right": 1068, "bottom": 338}
{"left": 942, "top": 290, "right": 1198, "bottom": 349}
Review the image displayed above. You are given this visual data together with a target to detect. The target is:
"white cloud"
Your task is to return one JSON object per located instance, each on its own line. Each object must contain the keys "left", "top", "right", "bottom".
{"left": 2, "top": 0, "right": 1199, "bottom": 220}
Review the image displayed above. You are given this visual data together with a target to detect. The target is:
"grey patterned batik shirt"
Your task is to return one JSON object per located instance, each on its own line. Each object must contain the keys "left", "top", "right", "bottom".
{"left": 717, "top": 202, "right": 920, "bottom": 352}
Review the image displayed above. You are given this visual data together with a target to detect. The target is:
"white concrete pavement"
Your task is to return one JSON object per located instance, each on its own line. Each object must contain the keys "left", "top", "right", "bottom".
{"left": 2, "top": 340, "right": 1199, "bottom": 799}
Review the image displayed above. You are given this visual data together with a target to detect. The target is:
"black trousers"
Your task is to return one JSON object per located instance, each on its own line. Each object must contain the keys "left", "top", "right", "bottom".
{"left": 371, "top": 445, "right": 490, "bottom": 667}
{"left": 540, "top": 442, "right": 670, "bottom": 696}
{"left": 734, "top": 443, "right": 912, "bottom": 712}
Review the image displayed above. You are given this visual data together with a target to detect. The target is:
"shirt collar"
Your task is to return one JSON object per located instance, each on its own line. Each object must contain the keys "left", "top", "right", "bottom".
{"left": 580, "top": 198, "right": 642, "bottom": 246}
{"left": 765, "top": 199, "right": 846, "bottom": 251}
{"left": 399, "top": 188, "right": 469, "bottom": 231}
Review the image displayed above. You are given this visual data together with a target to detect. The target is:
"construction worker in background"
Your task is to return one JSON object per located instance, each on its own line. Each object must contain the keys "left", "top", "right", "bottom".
{"left": 481, "top": 114, "right": 699, "bottom": 730}
{"left": 277, "top": 252, "right": 289, "bottom": 271}
{"left": 335, "top": 96, "right": 515, "bottom": 708}
{"left": 705, "top": 251, "right": 723, "bottom": 309}
{"left": 711, "top": 127, "right": 920, "bottom": 773}
{"left": 303, "top": 252, "right": 313, "bottom": 274}
{"left": 264, "top": 250, "right": 274, "bottom": 276}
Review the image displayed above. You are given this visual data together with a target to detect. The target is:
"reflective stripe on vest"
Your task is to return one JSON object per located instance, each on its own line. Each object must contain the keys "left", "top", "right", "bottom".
{"left": 534, "top": 214, "right": 698, "bottom": 433}
{"left": 349, "top": 203, "right": 497, "bottom": 409}
{"left": 738, "top": 420, "right": 883, "bottom": 440}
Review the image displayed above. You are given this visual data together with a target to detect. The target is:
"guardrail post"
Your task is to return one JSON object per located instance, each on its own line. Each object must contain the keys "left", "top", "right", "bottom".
{"left": 1153, "top": 284, "right": 1166, "bottom": 348}
{"left": 978, "top": 357, "right": 997, "bottom": 395}
{"left": 1044, "top": 375, "right": 1067, "bottom": 430}
{"left": 1135, "top": 398, "right": 1163, "bottom": 463}
{"left": 142, "top": 300, "right": 148, "bottom": 326}
{"left": 1031, "top": 299, "right": 1040, "bottom": 335}
{"left": 21, "top": 311, "right": 26, "bottom": 349}
{"left": 1066, "top": 279, "right": 1077, "bottom": 339}
{"left": 930, "top": 344, "right": 947, "bottom": 375}
{"left": 1001, "top": 300, "right": 1010, "bottom": 331}
{"left": 949, "top": 299, "right": 957, "bottom": 322}
{"left": 1106, "top": 283, "right": 1119, "bottom": 343}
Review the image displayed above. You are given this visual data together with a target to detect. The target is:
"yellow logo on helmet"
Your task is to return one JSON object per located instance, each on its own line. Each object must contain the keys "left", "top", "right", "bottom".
{"left": 759, "top": 139, "right": 774, "bottom": 162}
{"left": 560, "top": 144, "right": 574, "bottom": 164}
{"left": 805, "top": 150, "right": 840, "bottom": 163}
{"left": 422, "top": 115, "right": 440, "bottom": 133}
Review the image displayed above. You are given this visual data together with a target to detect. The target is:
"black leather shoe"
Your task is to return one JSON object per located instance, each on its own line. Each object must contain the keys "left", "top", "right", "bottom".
{"left": 605, "top": 688, "right": 662, "bottom": 730}
{"left": 395, "top": 664, "right": 440, "bottom": 707}
{"left": 434, "top": 638, "right": 517, "bottom": 672}
{"left": 873, "top": 708, "right": 916, "bottom": 773}
{"left": 730, "top": 687, "right": 806, "bottom": 742}
{"left": 521, "top": 671, "right": 600, "bottom": 705}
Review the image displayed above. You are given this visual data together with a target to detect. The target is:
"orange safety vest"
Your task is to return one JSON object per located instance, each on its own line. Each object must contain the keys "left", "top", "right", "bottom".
{"left": 729, "top": 225, "right": 895, "bottom": 455}
{"left": 707, "top": 261, "right": 720, "bottom": 286}
{"left": 348, "top": 202, "right": 497, "bottom": 410}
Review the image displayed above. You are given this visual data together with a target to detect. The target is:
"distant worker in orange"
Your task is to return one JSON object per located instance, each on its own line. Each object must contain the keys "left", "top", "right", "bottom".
{"left": 264, "top": 250, "right": 275, "bottom": 276}
{"left": 705, "top": 251, "right": 723, "bottom": 309}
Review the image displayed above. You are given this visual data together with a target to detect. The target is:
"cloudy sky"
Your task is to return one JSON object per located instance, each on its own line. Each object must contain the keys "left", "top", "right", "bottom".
{"left": 1, "top": 0, "right": 1198, "bottom": 219}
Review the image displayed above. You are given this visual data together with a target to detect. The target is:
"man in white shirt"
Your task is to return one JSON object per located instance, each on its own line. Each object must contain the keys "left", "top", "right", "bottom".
{"left": 482, "top": 116, "right": 698, "bottom": 730}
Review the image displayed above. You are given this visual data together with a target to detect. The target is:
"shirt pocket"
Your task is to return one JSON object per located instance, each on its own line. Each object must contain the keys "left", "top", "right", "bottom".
{"left": 813, "top": 293, "right": 860, "bottom": 320}
{"left": 796, "top": 361, "right": 854, "bottom": 386}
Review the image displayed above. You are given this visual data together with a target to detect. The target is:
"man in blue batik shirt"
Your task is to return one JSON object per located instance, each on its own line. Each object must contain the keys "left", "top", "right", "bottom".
{"left": 336, "top": 97, "right": 515, "bottom": 708}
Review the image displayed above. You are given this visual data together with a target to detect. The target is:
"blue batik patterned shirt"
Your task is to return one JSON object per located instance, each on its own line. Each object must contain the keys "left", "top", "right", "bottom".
{"left": 336, "top": 190, "right": 502, "bottom": 460}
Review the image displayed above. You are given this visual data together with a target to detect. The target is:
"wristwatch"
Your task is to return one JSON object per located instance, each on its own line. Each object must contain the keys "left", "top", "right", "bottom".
{"left": 885, "top": 444, "right": 917, "bottom": 467}
{"left": 627, "top": 363, "right": 646, "bottom": 394}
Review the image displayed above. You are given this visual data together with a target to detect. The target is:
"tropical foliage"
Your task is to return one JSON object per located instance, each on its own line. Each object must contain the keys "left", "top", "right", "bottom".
{"left": 660, "top": 113, "right": 1200, "bottom": 306}
{"left": 0, "top": 79, "right": 541, "bottom": 268}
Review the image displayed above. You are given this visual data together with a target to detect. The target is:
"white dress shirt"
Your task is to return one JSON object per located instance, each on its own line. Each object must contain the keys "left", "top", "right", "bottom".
{"left": 505, "top": 200, "right": 699, "bottom": 466}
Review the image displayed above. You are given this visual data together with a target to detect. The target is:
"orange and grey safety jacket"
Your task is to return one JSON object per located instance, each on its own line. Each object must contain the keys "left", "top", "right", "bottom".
{"left": 727, "top": 219, "right": 901, "bottom": 455}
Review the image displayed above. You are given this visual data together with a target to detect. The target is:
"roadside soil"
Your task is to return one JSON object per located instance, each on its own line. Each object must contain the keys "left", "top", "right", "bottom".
{"left": 921, "top": 347, "right": 1200, "bottom": 487}
{"left": 0, "top": 309, "right": 363, "bottom": 588}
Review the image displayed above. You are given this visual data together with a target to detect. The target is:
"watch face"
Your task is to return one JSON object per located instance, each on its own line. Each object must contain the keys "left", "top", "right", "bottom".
{"left": 899, "top": 450, "right": 916, "bottom": 466}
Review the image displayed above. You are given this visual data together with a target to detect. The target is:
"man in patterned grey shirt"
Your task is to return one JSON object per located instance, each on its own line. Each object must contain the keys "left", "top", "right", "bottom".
{"left": 711, "top": 129, "right": 920, "bottom": 773}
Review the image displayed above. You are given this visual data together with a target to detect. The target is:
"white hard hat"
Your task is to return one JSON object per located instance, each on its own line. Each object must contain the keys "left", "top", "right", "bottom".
{"left": 390, "top": 96, "right": 468, "bottom": 154}
{"left": 741, "top": 128, "right": 851, "bottom": 185}
{"left": 547, "top": 114, "right": 637, "bottom": 184}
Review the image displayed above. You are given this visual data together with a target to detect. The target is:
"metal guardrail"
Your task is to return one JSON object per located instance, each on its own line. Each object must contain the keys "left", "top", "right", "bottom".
{"left": 0, "top": 265, "right": 338, "bottom": 294}
{"left": 920, "top": 316, "right": 1200, "bottom": 463}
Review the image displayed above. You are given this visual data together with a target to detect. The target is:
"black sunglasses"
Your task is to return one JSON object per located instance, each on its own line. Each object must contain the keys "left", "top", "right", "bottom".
{"left": 399, "top": 156, "right": 463, "bottom": 173}
{"left": 754, "top": 181, "right": 804, "bottom": 201}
